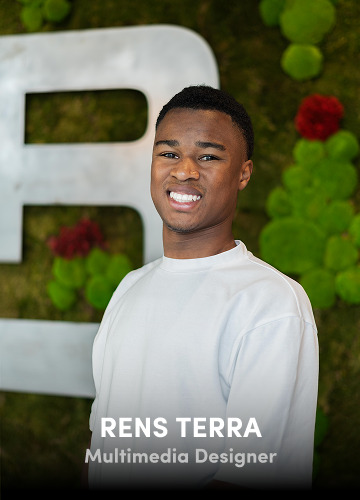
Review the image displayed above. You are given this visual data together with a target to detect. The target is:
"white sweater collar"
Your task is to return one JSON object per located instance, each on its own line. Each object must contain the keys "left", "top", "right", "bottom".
{"left": 159, "top": 240, "right": 247, "bottom": 273}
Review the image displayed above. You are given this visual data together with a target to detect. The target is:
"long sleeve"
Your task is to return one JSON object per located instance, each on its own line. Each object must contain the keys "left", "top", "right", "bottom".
{"left": 214, "top": 315, "right": 319, "bottom": 489}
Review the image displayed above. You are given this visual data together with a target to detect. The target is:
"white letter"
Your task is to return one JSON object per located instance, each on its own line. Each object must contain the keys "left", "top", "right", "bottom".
{"left": 149, "top": 453, "right": 159, "bottom": 463}
{"left": 270, "top": 453, "right": 277, "bottom": 463}
{"left": 258, "top": 453, "right": 268, "bottom": 463}
{"left": 135, "top": 418, "right": 150, "bottom": 437}
{"left": 0, "top": 26, "right": 218, "bottom": 264}
{"left": 178, "top": 453, "right": 188, "bottom": 463}
{"left": 209, "top": 418, "right": 224, "bottom": 437}
{"left": 208, "top": 452, "right": 220, "bottom": 463}
{"left": 119, "top": 417, "right": 133, "bottom": 437}
{"left": 195, "top": 449, "right": 208, "bottom": 463}
{"left": 243, "top": 418, "right": 262, "bottom": 437}
{"left": 85, "top": 448, "right": 102, "bottom": 462}
{"left": 154, "top": 417, "right": 168, "bottom": 437}
{"left": 194, "top": 417, "right": 207, "bottom": 437}
{"left": 227, "top": 418, "right": 242, "bottom": 437}
{"left": 176, "top": 417, "right": 191, "bottom": 437}
{"left": 101, "top": 417, "right": 116, "bottom": 437}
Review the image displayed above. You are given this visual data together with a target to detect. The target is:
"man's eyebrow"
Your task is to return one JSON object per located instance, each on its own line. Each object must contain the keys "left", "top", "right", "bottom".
{"left": 154, "top": 139, "right": 179, "bottom": 147}
{"left": 195, "top": 141, "right": 226, "bottom": 151}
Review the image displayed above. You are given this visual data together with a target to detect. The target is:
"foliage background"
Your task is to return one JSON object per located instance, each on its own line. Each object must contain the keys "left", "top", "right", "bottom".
{"left": 0, "top": 0, "right": 359, "bottom": 490}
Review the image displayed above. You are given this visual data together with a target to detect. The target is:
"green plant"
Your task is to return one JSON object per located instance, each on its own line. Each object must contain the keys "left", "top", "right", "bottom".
{"left": 318, "top": 200, "right": 354, "bottom": 236}
{"left": 17, "top": 0, "right": 71, "bottom": 32}
{"left": 260, "top": 0, "right": 337, "bottom": 81}
{"left": 53, "top": 257, "right": 87, "bottom": 289}
{"left": 259, "top": 0, "right": 286, "bottom": 26}
{"left": 293, "top": 139, "right": 326, "bottom": 167}
{"left": 312, "top": 158, "right": 358, "bottom": 200}
{"left": 85, "top": 275, "right": 115, "bottom": 311}
{"left": 349, "top": 215, "right": 360, "bottom": 247}
{"left": 279, "top": 0, "right": 335, "bottom": 44}
{"left": 265, "top": 187, "right": 292, "bottom": 218}
{"left": 300, "top": 268, "right": 336, "bottom": 309}
{"left": 259, "top": 217, "right": 326, "bottom": 274}
{"left": 282, "top": 165, "right": 312, "bottom": 192}
{"left": 260, "top": 95, "right": 360, "bottom": 309}
{"left": 324, "top": 236, "right": 358, "bottom": 272}
{"left": 85, "top": 248, "right": 111, "bottom": 276}
{"left": 47, "top": 280, "right": 77, "bottom": 311}
{"left": 325, "top": 130, "right": 360, "bottom": 160}
{"left": 281, "top": 43, "right": 323, "bottom": 81}
{"left": 335, "top": 267, "right": 360, "bottom": 304}
{"left": 105, "top": 254, "right": 133, "bottom": 287}
{"left": 46, "top": 220, "right": 133, "bottom": 312}
{"left": 290, "top": 188, "right": 327, "bottom": 221}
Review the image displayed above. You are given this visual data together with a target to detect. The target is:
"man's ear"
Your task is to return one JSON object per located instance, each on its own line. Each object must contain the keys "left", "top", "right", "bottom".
{"left": 238, "top": 160, "right": 253, "bottom": 191}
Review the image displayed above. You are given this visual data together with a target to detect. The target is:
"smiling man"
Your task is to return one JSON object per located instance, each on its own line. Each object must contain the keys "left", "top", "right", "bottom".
{"left": 86, "top": 86, "right": 319, "bottom": 491}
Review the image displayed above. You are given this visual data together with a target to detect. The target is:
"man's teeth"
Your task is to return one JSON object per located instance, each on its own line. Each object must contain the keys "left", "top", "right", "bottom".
{"left": 170, "top": 192, "right": 201, "bottom": 203}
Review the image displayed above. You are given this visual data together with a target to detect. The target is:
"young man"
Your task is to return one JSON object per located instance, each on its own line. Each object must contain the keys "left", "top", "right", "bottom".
{"left": 86, "top": 85, "right": 319, "bottom": 490}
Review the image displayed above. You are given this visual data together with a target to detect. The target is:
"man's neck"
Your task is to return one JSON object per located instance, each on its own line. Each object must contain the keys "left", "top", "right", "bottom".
{"left": 163, "top": 226, "right": 236, "bottom": 259}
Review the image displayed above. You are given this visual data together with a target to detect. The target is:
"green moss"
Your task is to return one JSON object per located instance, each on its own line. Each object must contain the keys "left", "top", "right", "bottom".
{"left": 325, "top": 130, "right": 360, "bottom": 161}
{"left": 47, "top": 280, "right": 76, "bottom": 311}
{"left": 25, "top": 89, "right": 148, "bottom": 144}
{"left": 312, "top": 158, "right": 358, "bottom": 200}
{"left": 293, "top": 139, "right": 326, "bottom": 168}
{"left": 318, "top": 200, "right": 354, "bottom": 235}
{"left": 282, "top": 164, "right": 312, "bottom": 192}
{"left": 85, "top": 275, "right": 114, "bottom": 310}
{"left": 281, "top": 44, "right": 323, "bottom": 81}
{"left": 106, "top": 254, "right": 133, "bottom": 287}
{"left": 259, "top": 217, "right": 326, "bottom": 274}
{"left": 265, "top": 186, "right": 292, "bottom": 218}
{"left": 335, "top": 267, "right": 360, "bottom": 304}
{"left": 0, "top": 0, "right": 359, "bottom": 491}
{"left": 324, "top": 235, "right": 358, "bottom": 271}
{"left": 43, "top": 0, "right": 71, "bottom": 22}
{"left": 85, "top": 247, "right": 110, "bottom": 276}
{"left": 52, "top": 257, "right": 87, "bottom": 289}
{"left": 349, "top": 214, "right": 360, "bottom": 247}
{"left": 291, "top": 188, "right": 327, "bottom": 221}
{"left": 300, "top": 268, "right": 336, "bottom": 309}
{"left": 280, "top": 0, "right": 336, "bottom": 44}
{"left": 259, "top": 0, "right": 286, "bottom": 27}
{"left": 20, "top": 4, "right": 43, "bottom": 31}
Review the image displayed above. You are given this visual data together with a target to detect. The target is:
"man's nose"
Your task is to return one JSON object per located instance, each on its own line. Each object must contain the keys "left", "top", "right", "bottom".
{"left": 170, "top": 157, "right": 200, "bottom": 181}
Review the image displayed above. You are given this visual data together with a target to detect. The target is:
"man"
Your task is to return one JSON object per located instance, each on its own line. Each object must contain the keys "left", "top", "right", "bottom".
{"left": 86, "top": 85, "right": 318, "bottom": 490}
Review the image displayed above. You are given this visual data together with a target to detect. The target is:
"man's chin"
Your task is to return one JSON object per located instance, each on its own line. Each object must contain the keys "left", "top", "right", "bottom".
{"left": 164, "top": 220, "right": 198, "bottom": 235}
{"left": 165, "top": 225, "right": 195, "bottom": 234}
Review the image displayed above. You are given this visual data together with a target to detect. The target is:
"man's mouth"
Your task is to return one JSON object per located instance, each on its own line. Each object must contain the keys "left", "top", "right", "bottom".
{"left": 169, "top": 191, "right": 201, "bottom": 203}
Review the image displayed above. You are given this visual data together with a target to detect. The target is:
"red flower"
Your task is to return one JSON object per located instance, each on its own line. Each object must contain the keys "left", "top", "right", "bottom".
{"left": 47, "top": 218, "right": 106, "bottom": 259}
{"left": 295, "top": 94, "right": 344, "bottom": 141}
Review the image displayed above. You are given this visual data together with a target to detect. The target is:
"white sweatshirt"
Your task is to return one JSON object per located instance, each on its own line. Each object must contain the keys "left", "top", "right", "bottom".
{"left": 88, "top": 241, "right": 318, "bottom": 490}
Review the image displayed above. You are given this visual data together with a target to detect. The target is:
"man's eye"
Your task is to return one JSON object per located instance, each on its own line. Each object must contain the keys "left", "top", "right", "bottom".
{"left": 160, "top": 152, "right": 178, "bottom": 158}
{"left": 200, "top": 155, "right": 218, "bottom": 161}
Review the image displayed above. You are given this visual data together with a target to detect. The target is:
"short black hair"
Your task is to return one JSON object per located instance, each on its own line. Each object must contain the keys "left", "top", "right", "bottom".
{"left": 155, "top": 85, "right": 254, "bottom": 160}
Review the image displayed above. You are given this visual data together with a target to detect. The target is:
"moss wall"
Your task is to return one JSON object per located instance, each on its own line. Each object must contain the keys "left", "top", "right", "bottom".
{"left": 0, "top": 0, "right": 359, "bottom": 491}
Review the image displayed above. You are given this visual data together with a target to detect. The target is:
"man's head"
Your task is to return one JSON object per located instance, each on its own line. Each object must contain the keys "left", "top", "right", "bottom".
{"left": 156, "top": 85, "right": 254, "bottom": 160}
{"left": 151, "top": 86, "right": 254, "bottom": 247}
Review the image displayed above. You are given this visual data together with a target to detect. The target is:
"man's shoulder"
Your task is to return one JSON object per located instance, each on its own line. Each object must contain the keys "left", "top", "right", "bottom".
{"left": 241, "top": 251, "right": 315, "bottom": 325}
{"left": 235, "top": 241, "right": 307, "bottom": 297}
{"left": 245, "top": 252, "right": 304, "bottom": 293}
{"left": 125, "top": 257, "right": 162, "bottom": 282}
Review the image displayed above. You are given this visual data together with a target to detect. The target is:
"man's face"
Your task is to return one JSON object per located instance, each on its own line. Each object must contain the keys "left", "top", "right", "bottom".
{"left": 150, "top": 108, "right": 252, "bottom": 235}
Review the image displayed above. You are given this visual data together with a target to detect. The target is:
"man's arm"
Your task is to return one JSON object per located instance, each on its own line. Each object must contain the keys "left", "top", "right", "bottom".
{"left": 213, "top": 316, "right": 318, "bottom": 489}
